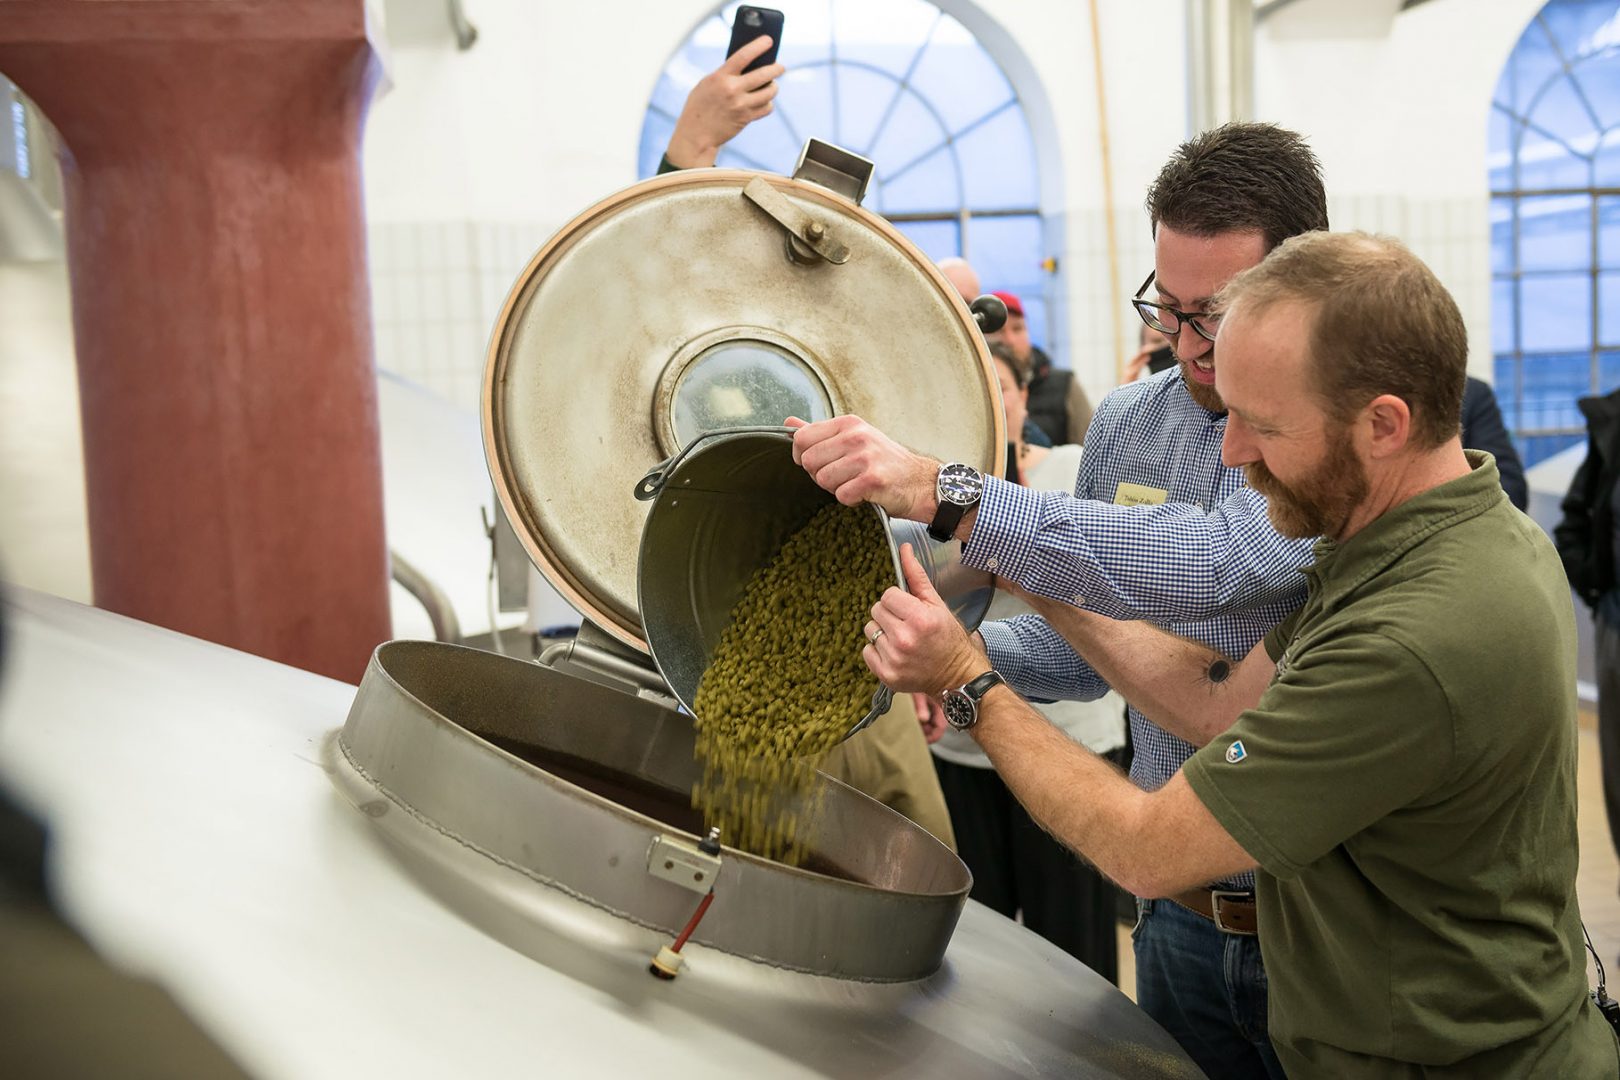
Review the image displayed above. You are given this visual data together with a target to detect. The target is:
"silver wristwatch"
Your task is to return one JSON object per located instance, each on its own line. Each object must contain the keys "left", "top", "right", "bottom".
{"left": 942, "top": 670, "right": 1007, "bottom": 731}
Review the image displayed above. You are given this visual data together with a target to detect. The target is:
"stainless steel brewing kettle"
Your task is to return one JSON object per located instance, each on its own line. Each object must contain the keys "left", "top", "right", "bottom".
{"left": 482, "top": 139, "right": 1008, "bottom": 662}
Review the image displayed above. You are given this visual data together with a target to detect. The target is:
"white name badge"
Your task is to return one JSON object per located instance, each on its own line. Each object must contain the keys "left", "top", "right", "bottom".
{"left": 1114, "top": 482, "right": 1169, "bottom": 507}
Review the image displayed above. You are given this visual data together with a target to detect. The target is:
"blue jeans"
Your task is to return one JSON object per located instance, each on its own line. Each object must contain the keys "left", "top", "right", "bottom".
{"left": 1133, "top": 898, "right": 1285, "bottom": 1080}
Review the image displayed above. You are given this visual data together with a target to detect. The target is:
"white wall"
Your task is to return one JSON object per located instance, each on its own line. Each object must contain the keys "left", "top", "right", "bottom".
{"left": 365, "top": 0, "right": 1549, "bottom": 411}
{"left": 362, "top": 0, "right": 1189, "bottom": 411}
{"left": 1254, "top": 0, "right": 1545, "bottom": 377}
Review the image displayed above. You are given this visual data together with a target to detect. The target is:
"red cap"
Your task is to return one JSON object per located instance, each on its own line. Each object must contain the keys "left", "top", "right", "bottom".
{"left": 990, "top": 290, "right": 1024, "bottom": 318}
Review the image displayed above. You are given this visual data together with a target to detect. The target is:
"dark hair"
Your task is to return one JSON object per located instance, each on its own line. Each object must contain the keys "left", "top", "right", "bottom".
{"left": 987, "top": 340, "right": 1029, "bottom": 388}
{"left": 1217, "top": 231, "right": 1466, "bottom": 449}
{"left": 1146, "top": 122, "right": 1329, "bottom": 250}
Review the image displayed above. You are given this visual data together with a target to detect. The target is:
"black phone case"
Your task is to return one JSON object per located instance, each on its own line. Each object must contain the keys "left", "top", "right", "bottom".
{"left": 726, "top": 6, "right": 784, "bottom": 74}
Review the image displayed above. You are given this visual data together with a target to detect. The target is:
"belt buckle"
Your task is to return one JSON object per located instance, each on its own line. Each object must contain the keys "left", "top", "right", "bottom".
{"left": 1209, "top": 889, "right": 1256, "bottom": 936}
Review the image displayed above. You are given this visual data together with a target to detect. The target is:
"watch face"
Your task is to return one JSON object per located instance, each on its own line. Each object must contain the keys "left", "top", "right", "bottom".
{"left": 942, "top": 688, "right": 977, "bottom": 730}
{"left": 937, "top": 463, "right": 983, "bottom": 507}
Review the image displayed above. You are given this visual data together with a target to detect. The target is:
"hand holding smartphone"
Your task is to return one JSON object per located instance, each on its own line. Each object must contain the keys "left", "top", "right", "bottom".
{"left": 664, "top": 6, "right": 786, "bottom": 169}
{"left": 727, "top": 6, "right": 785, "bottom": 75}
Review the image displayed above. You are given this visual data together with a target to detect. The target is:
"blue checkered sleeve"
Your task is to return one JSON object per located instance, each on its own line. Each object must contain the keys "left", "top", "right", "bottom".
{"left": 979, "top": 615, "right": 1111, "bottom": 704}
{"left": 961, "top": 370, "right": 1313, "bottom": 626}
{"left": 966, "top": 481, "right": 1309, "bottom": 623}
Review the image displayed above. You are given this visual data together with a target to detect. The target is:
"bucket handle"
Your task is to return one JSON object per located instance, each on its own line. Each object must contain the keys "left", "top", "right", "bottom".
{"left": 633, "top": 425, "right": 795, "bottom": 501}
{"left": 847, "top": 684, "right": 895, "bottom": 739}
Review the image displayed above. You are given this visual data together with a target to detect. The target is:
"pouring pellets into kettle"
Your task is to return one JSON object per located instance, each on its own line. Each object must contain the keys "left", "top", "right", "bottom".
{"left": 692, "top": 502, "right": 894, "bottom": 865}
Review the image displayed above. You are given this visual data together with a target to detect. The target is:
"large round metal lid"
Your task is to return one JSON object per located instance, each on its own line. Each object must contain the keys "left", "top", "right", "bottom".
{"left": 483, "top": 166, "right": 1004, "bottom": 653}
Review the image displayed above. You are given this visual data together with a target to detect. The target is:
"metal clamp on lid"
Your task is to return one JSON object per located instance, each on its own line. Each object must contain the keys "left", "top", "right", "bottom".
{"left": 742, "top": 176, "right": 850, "bottom": 265}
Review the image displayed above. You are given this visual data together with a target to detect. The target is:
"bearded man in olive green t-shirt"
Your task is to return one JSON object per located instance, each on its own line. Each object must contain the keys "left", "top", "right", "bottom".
{"left": 853, "top": 232, "right": 1620, "bottom": 1077}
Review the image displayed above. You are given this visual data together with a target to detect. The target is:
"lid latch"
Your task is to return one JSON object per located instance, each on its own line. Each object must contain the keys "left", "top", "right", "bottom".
{"left": 742, "top": 176, "right": 850, "bottom": 266}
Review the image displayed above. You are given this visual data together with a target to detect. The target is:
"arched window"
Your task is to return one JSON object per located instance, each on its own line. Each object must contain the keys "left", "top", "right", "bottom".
{"left": 1489, "top": 0, "right": 1620, "bottom": 467}
{"left": 637, "top": 1, "right": 1053, "bottom": 356}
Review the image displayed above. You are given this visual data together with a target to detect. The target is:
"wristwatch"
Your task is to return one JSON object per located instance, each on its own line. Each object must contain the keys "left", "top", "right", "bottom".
{"left": 929, "top": 462, "right": 984, "bottom": 543}
{"left": 942, "top": 670, "right": 1007, "bottom": 731}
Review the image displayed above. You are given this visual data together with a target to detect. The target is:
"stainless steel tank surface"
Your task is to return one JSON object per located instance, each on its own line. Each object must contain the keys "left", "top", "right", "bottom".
{"left": 323, "top": 635, "right": 1200, "bottom": 1077}
{"left": 0, "top": 590, "right": 1203, "bottom": 1080}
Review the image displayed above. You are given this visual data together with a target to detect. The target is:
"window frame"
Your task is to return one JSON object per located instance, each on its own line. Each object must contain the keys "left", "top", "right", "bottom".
{"left": 1490, "top": 3, "right": 1620, "bottom": 464}
{"left": 638, "top": 1, "right": 1052, "bottom": 355}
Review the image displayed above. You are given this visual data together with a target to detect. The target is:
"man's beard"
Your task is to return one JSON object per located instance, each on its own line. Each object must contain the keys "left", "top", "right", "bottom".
{"left": 1245, "top": 430, "right": 1368, "bottom": 540}
{"left": 1176, "top": 352, "right": 1226, "bottom": 413}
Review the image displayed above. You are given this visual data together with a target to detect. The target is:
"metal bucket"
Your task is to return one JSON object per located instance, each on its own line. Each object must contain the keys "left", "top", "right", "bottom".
{"left": 633, "top": 426, "right": 992, "bottom": 738}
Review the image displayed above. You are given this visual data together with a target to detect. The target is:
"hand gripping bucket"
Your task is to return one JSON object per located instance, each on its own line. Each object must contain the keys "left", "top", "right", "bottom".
{"left": 632, "top": 425, "right": 993, "bottom": 739}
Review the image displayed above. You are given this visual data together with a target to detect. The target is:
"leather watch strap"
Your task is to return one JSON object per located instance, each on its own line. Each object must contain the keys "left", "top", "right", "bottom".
{"left": 964, "top": 670, "right": 1005, "bottom": 701}
{"left": 928, "top": 501, "right": 966, "bottom": 543}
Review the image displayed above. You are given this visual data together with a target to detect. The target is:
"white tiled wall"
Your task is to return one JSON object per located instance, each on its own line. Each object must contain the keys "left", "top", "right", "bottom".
{"left": 368, "top": 220, "right": 558, "bottom": 411}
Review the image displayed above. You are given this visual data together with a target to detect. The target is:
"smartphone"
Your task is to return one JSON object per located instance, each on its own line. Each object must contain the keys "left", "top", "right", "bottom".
{"left": 1147, "top": 345, "right": 1176, "bottom": 375}
{"left": 727, "top": 6, "right": 784, "bottom": 74}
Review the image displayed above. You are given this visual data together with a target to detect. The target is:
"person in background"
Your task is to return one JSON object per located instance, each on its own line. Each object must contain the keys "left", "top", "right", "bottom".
{"left": 936, "top": 258, "right": 1050, "bottom": 448}
{"left": 1462, "top": 376, "right": 1527, "bottom": 511}
{"left": 989, "top": 290, "right": 1092, "bottom": 446}
{"left": 920, "top": 340, "right": 1128, "bottom": 982}
{"left": 653, "top": 39, "right": 956, "bottom": 849}
{"left": 937, "top": 256, "right": 981, "bottom": 304}
{"left": 1123, "top": 322, "right": 1175, "bottom": 383}
{"left": 657, "top": 36, "right": 783, "bottom": 172}
{"left": 1556, "top": 385, "right": 1620, "bottom": 902}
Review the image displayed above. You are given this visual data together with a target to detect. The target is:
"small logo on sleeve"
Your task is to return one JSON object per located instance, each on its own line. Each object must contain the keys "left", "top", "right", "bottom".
{"left": 1225, "top": 740, "right": 1248, "bottom": 764}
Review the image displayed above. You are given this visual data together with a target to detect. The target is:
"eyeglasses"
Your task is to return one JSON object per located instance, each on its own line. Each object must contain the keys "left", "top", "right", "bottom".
{"left": 1131, "top": 271, "right": 1221, "bottom": 343}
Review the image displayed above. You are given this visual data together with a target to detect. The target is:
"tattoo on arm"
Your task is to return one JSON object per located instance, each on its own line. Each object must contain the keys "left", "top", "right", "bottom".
{"left": 1205, "top": 657, "right": 1232, "bottom": 686}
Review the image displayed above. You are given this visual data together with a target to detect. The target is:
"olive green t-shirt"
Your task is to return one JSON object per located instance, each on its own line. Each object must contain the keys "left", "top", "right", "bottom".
{"left": 1186, "top": 453, "right": 1620, "bottom": 1078}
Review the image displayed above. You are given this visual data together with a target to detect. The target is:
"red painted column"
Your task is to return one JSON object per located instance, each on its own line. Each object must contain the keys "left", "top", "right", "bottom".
{"left": 0, "top": 3, "right": 392, "bottom": 683}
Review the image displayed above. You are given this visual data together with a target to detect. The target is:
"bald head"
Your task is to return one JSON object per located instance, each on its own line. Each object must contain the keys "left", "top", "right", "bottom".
{"left": 938, "top": 257, "right": 980, "bottom": 302}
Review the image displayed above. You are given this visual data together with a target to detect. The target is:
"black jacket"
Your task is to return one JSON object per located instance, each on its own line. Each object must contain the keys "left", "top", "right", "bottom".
{"left": 1461, "top": 377, "right": 1527, "bottom": 511}
{"left": 1554, "top": 387, "right": 1620, "bottom": 611}
{"left": 1026, "top": 346, "right": 1094, "bottom": 446}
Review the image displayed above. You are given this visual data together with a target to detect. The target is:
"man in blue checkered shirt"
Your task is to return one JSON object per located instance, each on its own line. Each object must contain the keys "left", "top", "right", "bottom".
{"left": 790, "top": 123, "right": 1327, "bottom": 1080}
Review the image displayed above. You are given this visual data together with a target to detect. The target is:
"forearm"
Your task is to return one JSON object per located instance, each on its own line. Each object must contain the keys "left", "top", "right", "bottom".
{"left": 1034, "top": 604, "right": 1265, "bottom": 746}
{"left": 664, "top": 128, "right": 720, "bottom": 169}
{"left": 969, "top": 685, "right": 1251, "bottom": 896}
